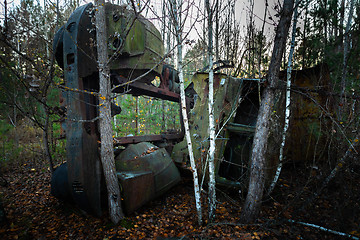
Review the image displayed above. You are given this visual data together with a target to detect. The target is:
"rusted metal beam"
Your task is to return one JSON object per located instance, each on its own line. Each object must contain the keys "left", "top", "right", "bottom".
{"left": 114, "top": 133, "right": 184, "bottom": 145}
{"left": 112, "top": 74, "right": 181, "bottom": 102}
{"left": 226, "top": 123, "right": 256, "bottom": 134}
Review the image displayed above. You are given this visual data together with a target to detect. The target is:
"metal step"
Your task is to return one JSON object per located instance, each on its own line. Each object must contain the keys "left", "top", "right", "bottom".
{"left": 226, "top": 123, "right": 256, "bottom": 134}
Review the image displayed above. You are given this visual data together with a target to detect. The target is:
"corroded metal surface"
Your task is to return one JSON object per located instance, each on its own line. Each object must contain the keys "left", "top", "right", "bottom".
{"left": 53, "top": 4, "right": 335, "bottom": 219}
{"left": 53, "top": 3, "right": 183, "bottom": 216}
{"left": 62, "top": 3, "right": 102, "bottom": 216}
{"left": 116, "top": 142, "right": 181, "bottom": 213}
{"left": 171, "top": 73, "right": 243, "bottom": 178}
{"left": 106, "top": 3, "right": 164, "bottom": 81}
{"left": 117, "top": 171, "right": 154, "bottom": 215}
{"left": 112, "top": 74, "right": 182, "bottom": 102}
{"left": 217, "top": 64, "right": 333, "bottom": 190}
{"left": 279, "top": 64, "right": 333, "bottom": 164}
{"left": 114, "top": 133, "right": 183, "bottom": 145}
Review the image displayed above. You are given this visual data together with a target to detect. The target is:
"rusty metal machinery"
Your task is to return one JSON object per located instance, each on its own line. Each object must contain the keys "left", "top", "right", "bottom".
{"left": 51, "top": 3, "right": 258, "bottom": 216}
{"left": 51, "top": 2, "right": 333, "bottom": 218}
{"left": 52, "top": 3, "right": 184, "bottom": 216}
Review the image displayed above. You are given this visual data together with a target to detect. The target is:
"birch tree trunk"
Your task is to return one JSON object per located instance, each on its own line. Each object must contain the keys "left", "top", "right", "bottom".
{"left": 205, "top": 0, "right": 216, "bottom": 222}
{"left": 95, "top": 0, "right": 124, "bottom": 224}
{"left": 170, "top": 0, "right": 202, "bottom": 226}
{"left": 240, "top": 0, "right": 294, "bottom": 223}
{"left": 214, "top": 0, "right": 219, "bottom": 61}
{"left": 268, "top": 0, "right": 300, "bottom": 194}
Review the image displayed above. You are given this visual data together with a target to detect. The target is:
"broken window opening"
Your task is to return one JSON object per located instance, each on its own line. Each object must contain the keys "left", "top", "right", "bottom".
{"left": 112, "top": 94, "right": 181, "bottom": 137}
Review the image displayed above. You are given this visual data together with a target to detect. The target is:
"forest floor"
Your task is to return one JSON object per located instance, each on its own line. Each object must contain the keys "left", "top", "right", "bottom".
{"left": 0, "top": 155, "right": 359, "bottom": 240}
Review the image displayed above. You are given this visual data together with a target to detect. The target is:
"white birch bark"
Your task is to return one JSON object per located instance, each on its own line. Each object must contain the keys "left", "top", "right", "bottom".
{"left": 205, "top": 0, "right": 216, "bottom": 222}
{"left": 214, "top": 0, "right": 219, "bottom": 61}
{"left": 268, "top": 0, "right": 300, "bottom": 195}
{"left": 170, "top": 0, "right": 202, "bottom": 225}
{"left": 95, "top": 0, "right": 124, "bottom": 224}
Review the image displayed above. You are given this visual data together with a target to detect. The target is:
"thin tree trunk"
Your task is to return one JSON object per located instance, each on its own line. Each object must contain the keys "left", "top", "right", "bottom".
{"left": 268, "top": 0, "right": 300, "bottom": 194}
{"left": 202, "top": 0, "right": 207, "bottom": 67}
{"left": 257, "top": 0, "right": 268, "bottom": 103}
{"left": 42, "top": 7, "right": 58, "bottom": 176}
{"left": 170, "top": 0, "right": 202, "bottom": 226}
{"left": 4, "top": 0, "right": 7, "bottom": 34}
{"left": 302, "top": 0, "right": 309, "bottom": 68}
{"left": 56, "top": 0, "right": 61, "bottom": 27}
{"left": 225, "top": 0, "right": 232, "bottom": 62}
{"left": 339, "top": 0, "right": 345, "bottom": 51}
{"left": 43, "top": 108, "right": 54, "bottom": 172}
{"left": 42, "top": 10, "right": 59, "bottom": 173}
{"left": 214, "top": 0, "right": 219, "bottom": 61}
{"left": 258, "top": 0, "right": 267, "bottom": 78}
{"left": 248, "top": 0, "right": 255, "bottom": 76}
{"left": 240, "top": 0, "right": 294, "bottom": 223}
{"left": 323, "top": 0, "right": 328, "bottom": 48}
{"left": 205, "top": 0, "right": 216, "bottom": 222}
{"left": 95, "top": 0, "right": 124, "bottom": 224}
{"left": 333, "top": 0, "right": 339, "bottom": 39}
{"left": 43, "top": 0, "right": 49, "bottom": 58}
{"left": 340, "top": 0, "right": 355, "bottom": 115}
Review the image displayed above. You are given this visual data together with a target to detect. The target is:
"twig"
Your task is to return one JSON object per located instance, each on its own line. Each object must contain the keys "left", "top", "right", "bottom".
{"left": 292, "top": 89, "right": 357, "bottom": 154}
{"left": 66, "top": 116, "right": 101, "bottom": 123}
{"left": 301, "top": 132, "right": 360, "bottom": 210}
{"left": 287, "top": 219, "right": 359, "bottom": 240}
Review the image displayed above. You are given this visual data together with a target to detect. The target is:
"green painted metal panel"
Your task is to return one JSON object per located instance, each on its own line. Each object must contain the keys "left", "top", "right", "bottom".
{"left": 115, "top": 142, "right": 181, "bottom": 213}
{"left": 171, "top": 73, "right": 243, "bottom": 178}
{"left": 105, "top": 3, "right": 164, "bottom": 80}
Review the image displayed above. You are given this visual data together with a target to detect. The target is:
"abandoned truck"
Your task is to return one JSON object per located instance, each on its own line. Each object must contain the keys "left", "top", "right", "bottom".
{"left": 51, "top": 3, "right": 333, "bottom": 216}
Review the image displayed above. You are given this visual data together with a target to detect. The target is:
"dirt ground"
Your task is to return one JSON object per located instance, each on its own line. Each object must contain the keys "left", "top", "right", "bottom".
{"left": 0, "top": 156, "right": 359, "bottom": 239}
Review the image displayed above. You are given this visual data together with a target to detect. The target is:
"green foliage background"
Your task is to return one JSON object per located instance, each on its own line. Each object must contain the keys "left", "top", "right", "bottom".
{"left": 113, "top": 95, "right": 181, "bottom": 137}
